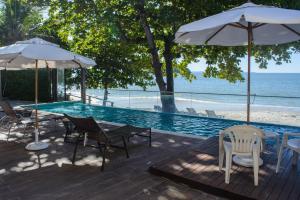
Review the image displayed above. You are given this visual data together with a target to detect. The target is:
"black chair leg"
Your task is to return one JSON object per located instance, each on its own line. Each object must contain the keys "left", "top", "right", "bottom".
{"left": 149, "top": 129, "right": 152, "bottom": 147}
{"left": 122, "top": 136, "right": 129, "bottom": 158}
{"left": 72, "top": 136, "right": 81, "bottom": 165}
{"left": 7, "top": 123, "right": 14, "bottom": 141}
{"left": 101, "top": 146, "right": 106, "bottom": 171}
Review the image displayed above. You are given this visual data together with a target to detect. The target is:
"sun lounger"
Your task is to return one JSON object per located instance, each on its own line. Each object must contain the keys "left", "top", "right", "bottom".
{"left": 154, "top": 105, "right": 162, "bottom": 112}
{"left": 186, "top": 108, "right": 206, "bottom": 117}
{"left": 205, "top": 110, "right": 224, "bottom": 119}
{"left": 64, "top": 114, "right": 135, "bottom": 171}
{"left": 0, "top": 101, "right": 34, "bottom": 140}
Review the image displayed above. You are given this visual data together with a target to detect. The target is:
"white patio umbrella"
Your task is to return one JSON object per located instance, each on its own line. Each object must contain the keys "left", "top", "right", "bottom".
{"left": 175, "top": 1, "right": 300, "bottom": 123}
{"left": 0, "top": 38, "right": 96, "bottom": 150}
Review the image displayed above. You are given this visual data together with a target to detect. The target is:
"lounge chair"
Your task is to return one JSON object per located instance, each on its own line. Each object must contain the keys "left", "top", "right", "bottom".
{"left": 205, "top": 110, "right": 224, "bottom": 118}
{"left": 64, "top": 114, "right": 132, "bottom": 171}
{"left": 154, "top": 105, "right": 162, "bottom": 112}
{"left": 186, "top": 108, "right": 206, "bottom": 116}
{"left": 186, "top": 108, "right": 197, "bottom": 115}
{"left": 0, "top": 101, "right": 34, "bottom": 140}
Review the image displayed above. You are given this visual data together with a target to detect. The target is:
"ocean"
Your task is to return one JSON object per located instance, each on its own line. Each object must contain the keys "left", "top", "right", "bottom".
{"left": 81, "top": 72, "right": 300, "bottom": 111}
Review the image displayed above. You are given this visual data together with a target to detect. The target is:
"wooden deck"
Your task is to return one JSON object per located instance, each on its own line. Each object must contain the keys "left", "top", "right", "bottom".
{"left": 0, "top": 120, "right": 226, "bottom": 200}
{"left": 149, "top": 137, "right": 300, "bottom": 200}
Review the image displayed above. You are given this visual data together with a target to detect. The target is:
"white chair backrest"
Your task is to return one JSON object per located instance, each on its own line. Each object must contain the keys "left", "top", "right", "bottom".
{"left": 223, "top": 125, "right": 264, "bottom": 153}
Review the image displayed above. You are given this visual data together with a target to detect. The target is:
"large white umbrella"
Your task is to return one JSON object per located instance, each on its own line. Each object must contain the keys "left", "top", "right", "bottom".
{"left": 0, "top": 38, "right": 96, "bottom": 150}
{"left": 175, "top": 2, "right": 300, "bottom": 123}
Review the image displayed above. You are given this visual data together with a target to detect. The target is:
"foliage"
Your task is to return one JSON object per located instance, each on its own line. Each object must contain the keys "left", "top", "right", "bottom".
{"left": 77, "top": 0, "right": 298, "bottom": 84}
{"left": 0, "top": 0, "right": 52, "bottom": 101}
{"left": 0, "top": 0, "right": 44, "bottom": 45}
{"left": 46, "top": 0, "right": 154, "bottom": 91}
{"left": 2, "top": 69, "right": 50, "bottom": 101}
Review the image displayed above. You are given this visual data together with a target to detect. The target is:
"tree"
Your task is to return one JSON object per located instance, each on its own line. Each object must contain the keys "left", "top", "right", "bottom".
{"left": 0, "top": 0, "right": 52, "bottom": 101}
{"left": 0, "top": 0, "right": 44, "bottom": 45}
{"left": 46, "top": 0, "right": 154, "bottom": 101}
{"left": 46, "top": 0, "right": 300, "bottom": 112}
{"left": 100, "top": 0, "right": 300, "bottom": 112}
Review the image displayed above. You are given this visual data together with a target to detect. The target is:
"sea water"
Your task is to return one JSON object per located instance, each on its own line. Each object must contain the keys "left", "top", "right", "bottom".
{"left": 80, "top": 72, "right": 300, "bottom": 111}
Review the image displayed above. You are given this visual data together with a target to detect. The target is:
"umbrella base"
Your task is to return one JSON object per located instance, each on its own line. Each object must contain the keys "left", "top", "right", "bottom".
{"left": 25, "top": 142, "right": 49, "bottom": 151}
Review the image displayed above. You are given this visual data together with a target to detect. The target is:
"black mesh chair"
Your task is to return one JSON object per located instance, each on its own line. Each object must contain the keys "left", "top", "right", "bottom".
{"left": 0, "top": 101, "right": 33, "bottom": 140}
{"left": 64, "top": 114, "right": 131, "bottom": 171}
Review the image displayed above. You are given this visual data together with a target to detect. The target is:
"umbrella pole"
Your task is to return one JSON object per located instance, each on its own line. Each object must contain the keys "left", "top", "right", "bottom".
{"left": 25, "top": 60, "right": 49, "bottom": 151}
{"left": 35, "top": 60, "right": 39, "bottom": 142}
{"left": 247, "top": 23, "right": 253, "bottom": 123}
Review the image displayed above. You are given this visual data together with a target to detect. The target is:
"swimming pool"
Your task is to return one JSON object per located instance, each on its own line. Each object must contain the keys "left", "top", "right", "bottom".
{"left": 32, "top": 101, "right": 300, "bottom": 138}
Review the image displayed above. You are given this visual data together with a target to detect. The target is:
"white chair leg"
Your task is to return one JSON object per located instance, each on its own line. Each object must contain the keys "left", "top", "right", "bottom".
{"left": 225, "top": 151, "right": 232, "bottom": 184}
{"left": 83, "top": 133, "right": 88, "bottom": 147}
{"left": 219, "top": 149, "right": 224, "bottom": 171}
{"left": 292, "top": 151, "right": 298, "bottom": 166}
{"left": 253, "top": 153, "right": 259, "bottom": 186}
{"left": 276, "top": 135, "right": 280, "bottom": 156}
{"left": 276, "top": 145, "right": 284, "bottom": 173}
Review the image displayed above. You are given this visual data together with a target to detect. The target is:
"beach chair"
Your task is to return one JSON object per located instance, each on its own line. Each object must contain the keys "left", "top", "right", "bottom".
{"left": 186, "top": 108, "right": 198, "bottom": 115}
{"left": 154, "top": 105, "right": 162, "bottom": 112}
{"left": 219, "top": 125, "right": 264, "bottom": 186}
{"left": 0, "top": 101, "right": 34, "bottom": 140}
{"left": 186, "top": 108, "right": 206, "bottom": 116}
{"left": 64, "top": 114, "right": 132, "bottom": 171}
{"left": 205, "top": 110, "right": 224, "bottom": 118}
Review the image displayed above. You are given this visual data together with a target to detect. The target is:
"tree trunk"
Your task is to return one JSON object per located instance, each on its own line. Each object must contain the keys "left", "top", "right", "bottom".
{"left": 163, "top": 38, "right": 177, "bottom": 112}
{"left": 103, "top": 85, "right": 108, "bottom": 106}
{"left": 135, "top": 0, "right": 176, "bottom": 113}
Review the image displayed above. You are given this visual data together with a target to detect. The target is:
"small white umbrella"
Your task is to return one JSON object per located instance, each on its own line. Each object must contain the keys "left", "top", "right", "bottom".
{"left": 175, "top": 2, "right": 300, "bottom": 123}
{"left": 0, "top": 38, "right": 96, "bottom": 150}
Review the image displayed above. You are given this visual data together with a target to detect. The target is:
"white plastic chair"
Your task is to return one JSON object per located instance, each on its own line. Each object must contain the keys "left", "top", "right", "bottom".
{"left": 219, "top": 125, "right": 263, "bottom": 186}
{"left": 276, "top": 133, "right": 300, "bottom": 173}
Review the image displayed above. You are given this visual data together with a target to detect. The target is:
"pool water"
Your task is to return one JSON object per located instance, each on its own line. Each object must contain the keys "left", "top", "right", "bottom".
{"left": 33, "top": 101, "right": 300, "bottom": 138}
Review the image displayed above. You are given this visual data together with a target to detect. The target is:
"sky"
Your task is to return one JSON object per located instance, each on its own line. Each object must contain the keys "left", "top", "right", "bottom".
{"left": 188, "top": 53, "right": 300, "bottom": 73}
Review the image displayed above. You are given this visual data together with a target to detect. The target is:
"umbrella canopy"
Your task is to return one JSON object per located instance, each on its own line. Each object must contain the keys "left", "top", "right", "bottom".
{"left": 175, "top": 2, "right": 300, "bottom": 123}
{"left": 175, "top": 2, "right": 300, "bottom": 45}
{"left": 0, "top": 38, "right": 96, "bottom": 150}
{"left": 0, "top": 37, "right": 96, "bottom": 69}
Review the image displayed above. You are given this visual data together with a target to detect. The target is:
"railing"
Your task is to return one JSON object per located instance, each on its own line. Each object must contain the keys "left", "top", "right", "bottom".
{"left": 100, "top": 89, "right": 300, "bottom": 108}
{"left": 66, "top": 89, "right": 300, "bottom": 126}
{"left": 67, "top": 93, "right": 114, "bottom": 107}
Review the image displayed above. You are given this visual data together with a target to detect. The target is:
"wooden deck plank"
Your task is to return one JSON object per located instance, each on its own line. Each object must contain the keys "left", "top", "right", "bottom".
{"left": 0, "top": 122, "right": 224, "bottom": 200}
{"left": 149, "top": 137, "right": 300, "bottom": 200}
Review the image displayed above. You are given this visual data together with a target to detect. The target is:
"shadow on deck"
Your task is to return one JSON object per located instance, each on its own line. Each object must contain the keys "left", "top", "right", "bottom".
{"left": 149, "top": 137, "right": 300, "bottom": 200}
{"left": 0, "top": 121, "right": 225, "bottom": 200}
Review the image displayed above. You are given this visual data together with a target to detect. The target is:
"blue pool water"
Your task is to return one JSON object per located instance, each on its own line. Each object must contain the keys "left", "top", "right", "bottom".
{"left": 33, "top": 102, "right": 300, "bottom": 138}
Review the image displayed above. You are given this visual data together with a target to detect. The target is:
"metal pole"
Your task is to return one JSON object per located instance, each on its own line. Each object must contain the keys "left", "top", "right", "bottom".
{"left": 247, "top": 22, "right": 253, "bottom": 123}
{"left": 0, "top": 70, "right": 2, "bottom": 101}
{"left": 35, "top": 60, "right": 39, "bottom": 129}
{"left": 80, "top": 66, "right": 86, "bottom": 103}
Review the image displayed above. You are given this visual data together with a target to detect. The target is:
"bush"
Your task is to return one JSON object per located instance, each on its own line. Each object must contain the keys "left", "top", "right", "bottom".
{"left": 1, "top": 69, "right": 51, "bottom": 102}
